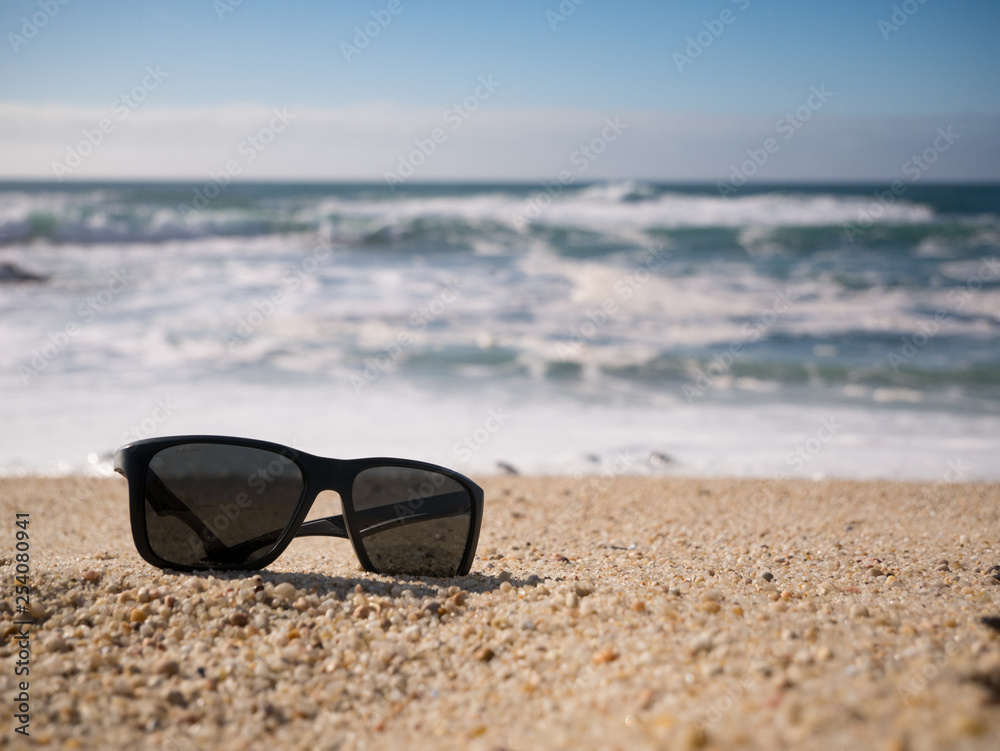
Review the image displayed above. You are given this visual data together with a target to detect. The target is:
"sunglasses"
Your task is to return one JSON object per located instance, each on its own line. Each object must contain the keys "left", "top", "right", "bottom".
{"left": 114, "top": 436, "right": 484, "bottom": 577}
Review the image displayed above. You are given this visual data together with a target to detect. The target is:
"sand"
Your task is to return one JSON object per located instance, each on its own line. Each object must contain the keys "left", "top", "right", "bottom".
{"left": 1, "top": 474, "right": 999, "bottom": 750}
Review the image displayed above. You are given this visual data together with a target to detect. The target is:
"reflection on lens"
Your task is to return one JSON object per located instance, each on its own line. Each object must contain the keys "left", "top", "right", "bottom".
{"left": 352, "top": 466, "right": 472, "bottom": 576}
{"left": 144, "top": 443, "right": 304, "bottom": 567}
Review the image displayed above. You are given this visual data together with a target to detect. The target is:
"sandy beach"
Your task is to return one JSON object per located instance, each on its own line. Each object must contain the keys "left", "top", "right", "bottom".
{"left": 2, "top": 475, "right": 999, "bottom": 750}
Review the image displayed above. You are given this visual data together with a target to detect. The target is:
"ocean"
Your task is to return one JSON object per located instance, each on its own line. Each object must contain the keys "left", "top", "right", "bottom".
{"left": 1, "top": 180, "right": 998, "bottom": 481}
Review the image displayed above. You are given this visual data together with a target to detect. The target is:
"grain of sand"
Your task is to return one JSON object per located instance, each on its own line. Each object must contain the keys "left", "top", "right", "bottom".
{"left": 1, "top": 475, "right": 999, "bottom": 750}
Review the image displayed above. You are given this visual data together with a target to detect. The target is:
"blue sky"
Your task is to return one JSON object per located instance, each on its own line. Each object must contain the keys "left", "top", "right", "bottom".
{"left": 1, "top": 0, "right": 998, "bottom": 180}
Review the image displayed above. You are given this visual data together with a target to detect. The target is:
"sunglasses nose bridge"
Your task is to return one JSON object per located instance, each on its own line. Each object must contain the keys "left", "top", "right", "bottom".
{"left": 301, "top": 457, "right": 353, "bottom": 500}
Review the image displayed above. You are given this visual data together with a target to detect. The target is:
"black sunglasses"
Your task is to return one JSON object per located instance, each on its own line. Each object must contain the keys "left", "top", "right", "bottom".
{"left": 114, "top": 436, "right": 484, "bottom": 577}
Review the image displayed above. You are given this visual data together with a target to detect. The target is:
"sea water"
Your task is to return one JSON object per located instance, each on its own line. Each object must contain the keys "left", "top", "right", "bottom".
{"left": 1, "top": 181, "right": 997, "bottom": 480}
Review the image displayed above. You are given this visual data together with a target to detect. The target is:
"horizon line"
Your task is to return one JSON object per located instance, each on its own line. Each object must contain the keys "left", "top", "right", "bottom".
{"left": 1, "top": 177, "right": 998, "bottom": 187}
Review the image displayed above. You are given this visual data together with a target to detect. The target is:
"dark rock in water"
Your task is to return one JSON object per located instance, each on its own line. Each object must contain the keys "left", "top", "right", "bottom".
{"left": 0, "top": 262, "right": 47, "bottom": 283}
{"left": 496, "top": 461, "right": 520, "bottom": 476}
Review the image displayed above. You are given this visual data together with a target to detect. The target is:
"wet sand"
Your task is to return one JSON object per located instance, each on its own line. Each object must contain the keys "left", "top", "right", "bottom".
{"left": 1, "top": 475, "right": 999, "bottom": 750}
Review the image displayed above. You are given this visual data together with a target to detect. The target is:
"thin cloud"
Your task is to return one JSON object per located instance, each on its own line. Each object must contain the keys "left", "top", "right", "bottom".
{"left": 0, "top": 102, "right": 997, "bottom": 182}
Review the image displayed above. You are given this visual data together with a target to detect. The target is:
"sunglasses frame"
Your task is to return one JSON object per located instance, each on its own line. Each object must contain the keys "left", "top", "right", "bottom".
{"left": 115, "top": 435, "right": 484, "bottom": 576}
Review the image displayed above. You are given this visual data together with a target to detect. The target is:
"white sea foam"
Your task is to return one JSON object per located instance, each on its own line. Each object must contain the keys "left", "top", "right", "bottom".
{"left": 2, "top": 378, "right": 998, "bottom": 481}
{"left": 2, "top": 229, "right": 997, "bottom": 382}
{"left": 1, "top": 184, "right": 948, "bottom": 246}
{"left": 1, "top": 184, "right": 998, "bottom": 478}
{"left": 315, "top": 185, "right": 939, "bottom": 235}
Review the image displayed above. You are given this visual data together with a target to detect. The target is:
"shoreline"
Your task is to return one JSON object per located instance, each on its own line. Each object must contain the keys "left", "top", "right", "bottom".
{"left": 2, "top": 475, "right": 999, "bottom": 749}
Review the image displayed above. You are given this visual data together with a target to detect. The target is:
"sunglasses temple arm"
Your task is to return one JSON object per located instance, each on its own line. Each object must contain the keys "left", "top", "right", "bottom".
{"left": 183, "top": 491, "right": 468, "bottom": 561}
{"left": 293, "top": 516, "right": 349, "bottom": 539}
{"left": 346, "top": 490, "right": 471, "bottom": 538}
{"left": 200, "top": 515, "right": 350, "bottom": 566}
{"left": 150, "top": 512, "right": 349, "bottom": 568}
{"left": 163, "top": 488, "right": 468, "bottom": 560}
{"left": 145, "top": 470, "right": 233, "bottom": 558}
{"left": 289, "top": 490, "right": 470, "bottom": 541}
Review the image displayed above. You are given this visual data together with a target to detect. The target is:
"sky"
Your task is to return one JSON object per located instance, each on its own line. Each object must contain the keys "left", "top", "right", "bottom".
{"left": 1, "top": 0, "right": 998, "bottom": 182}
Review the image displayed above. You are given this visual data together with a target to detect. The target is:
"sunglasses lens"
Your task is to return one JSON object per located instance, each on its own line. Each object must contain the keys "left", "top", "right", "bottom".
{"left": 351, "top": 466, "right": 473, "bottom": 577}
{"left": 143, "top": 443, "right": 304, "bottom": 567}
